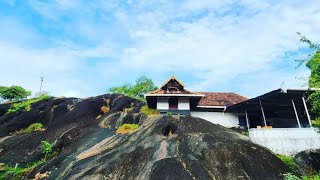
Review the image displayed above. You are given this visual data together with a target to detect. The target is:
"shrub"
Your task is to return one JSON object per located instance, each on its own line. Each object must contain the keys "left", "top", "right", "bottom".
{"left": 166, "top": 112, "right": 173, "bottom": 116}
{"left": 116, "top": 124, "right": 139, "bottom": 134}
{"left": 277, "top": 155, "right": 298, "bottom": 172}
{"left": 41, "top": 140, "right": 53, "bottom": 160}
{"left": 16, "top": 123, "right": 44, "bottom": 135}
{"left": 140, "top": 105, "right": 159, "bottom": 116}
{"left": 100, "top": 106, "right": 110, "bottom": 114}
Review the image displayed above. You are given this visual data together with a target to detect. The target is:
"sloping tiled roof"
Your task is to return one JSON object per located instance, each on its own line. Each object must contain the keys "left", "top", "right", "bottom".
{"left": 197, "top": 92, "right": 248, "bottom": 107}
{"left": 160, "top": 75, "right": 185, "bottom": 87}
{"left": 146, "top": 76, "right": 248, "bottom": 107}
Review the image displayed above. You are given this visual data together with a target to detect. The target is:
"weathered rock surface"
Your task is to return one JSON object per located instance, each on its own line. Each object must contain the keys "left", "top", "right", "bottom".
{"left": 0, "top": 94, "right": 290, "bottom": 180}
{"left": 294, "top": 149, "right": 320, "bottom": 175}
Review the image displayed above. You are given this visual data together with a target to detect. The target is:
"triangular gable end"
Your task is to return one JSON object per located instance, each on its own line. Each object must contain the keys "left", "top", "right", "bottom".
{"left": 160, "top": 76, "right": 185, "bottom": 88}
{"left": 160, "top": 76, "right": 185, "bottom": 93}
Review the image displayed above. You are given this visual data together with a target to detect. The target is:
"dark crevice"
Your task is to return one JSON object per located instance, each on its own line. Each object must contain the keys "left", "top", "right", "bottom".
{"left": 162, "top": 124, "right": 178, "bottom": 137}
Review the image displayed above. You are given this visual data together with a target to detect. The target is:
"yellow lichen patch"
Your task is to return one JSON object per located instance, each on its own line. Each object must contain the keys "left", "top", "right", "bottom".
{"left": 100, "top": 106, "right": 110, "bottom": 114}
{"left": 123, "top": 107, "right": 134, "bottom": 113}
{"left": 116, "top": 124, "right": 139, "bottom": 134}
{"left": 35, "top": 172, "right": 50, "bottom": 180}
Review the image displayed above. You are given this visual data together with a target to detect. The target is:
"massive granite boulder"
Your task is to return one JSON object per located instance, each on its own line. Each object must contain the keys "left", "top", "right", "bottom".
{"left": 0, "top": 94, "right": 290, "bottom": 179}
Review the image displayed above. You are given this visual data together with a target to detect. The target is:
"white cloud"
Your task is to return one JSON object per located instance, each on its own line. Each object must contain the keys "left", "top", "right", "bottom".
{"left": 1, "top": 0, "right": 319, "bottom": 98}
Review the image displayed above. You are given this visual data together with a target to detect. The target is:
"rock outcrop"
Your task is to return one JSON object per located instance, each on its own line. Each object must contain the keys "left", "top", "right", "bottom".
{"left": 0, "top": 94, "right": 290, "bottom": 179}
{"left": 294, "top": 149, "right": 320, "bottom": 176}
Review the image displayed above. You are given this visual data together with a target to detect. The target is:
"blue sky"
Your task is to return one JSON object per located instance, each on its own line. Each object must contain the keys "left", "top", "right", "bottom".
{"left": 0, "top": 0, "right": 319, "bottom": 98}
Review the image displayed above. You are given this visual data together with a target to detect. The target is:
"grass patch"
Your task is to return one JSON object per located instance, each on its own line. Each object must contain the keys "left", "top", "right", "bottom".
{"left": 116, "top": 124, "right": 139, "bottom": 134}
{"left": 277, "top": 154, "right": 298, "bottom": 172}
{"left": 140, "top": 105, "right": 159, "bottom": 116}
{"left": 6, "top": 95, "right": 51, "bottom": 114}
{"left": 16, "top": 123, "right": 44, "bottom": 135}
{"left": 0, "top": 160, "right": 45, "bottom": 180}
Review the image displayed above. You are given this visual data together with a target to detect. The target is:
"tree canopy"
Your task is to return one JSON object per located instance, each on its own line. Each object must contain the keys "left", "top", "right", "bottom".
{"left": 108, "top": 76, "right": 158, "bottom": 100}
{"left": 297, "top": 33, "right": 320, "bottom": 117}
{"left": 0, "top": 86, "right": 31, "bottom": 101}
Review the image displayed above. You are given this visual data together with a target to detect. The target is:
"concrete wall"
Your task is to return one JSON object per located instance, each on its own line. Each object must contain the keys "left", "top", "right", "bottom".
{"left": 178, "top": 98, "right": 190, "bottom": 110}
{"left": 157, "top": 98, "right": 169, "bottom": 110}
{"left": 249, "top": 128, "right": 320, "bottom": 155}
{"left": 190, "top": 111, "right": 240, "bottom": 127}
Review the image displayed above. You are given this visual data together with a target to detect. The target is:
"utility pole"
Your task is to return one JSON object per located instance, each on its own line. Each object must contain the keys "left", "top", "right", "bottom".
{"left": 40, "top": 77, "right": 44, "bottom": 92}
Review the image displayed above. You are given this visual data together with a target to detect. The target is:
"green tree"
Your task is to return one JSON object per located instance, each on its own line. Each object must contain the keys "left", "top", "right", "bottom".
{"left": 297, "top": 33, "right": 320, "bottom": 118}
{"left": 109, "top": 76, "right": 158, "bottom": 100}
{"left": 0, "top": 86, "right": 31, "bottom": 101}
{"left": 40, "top": 140, "right": 52, "bottom": 160}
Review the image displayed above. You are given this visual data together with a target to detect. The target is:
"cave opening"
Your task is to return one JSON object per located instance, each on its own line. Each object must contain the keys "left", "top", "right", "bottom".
{"left": 162, "top": 124, "right": 178, "bottom": 137}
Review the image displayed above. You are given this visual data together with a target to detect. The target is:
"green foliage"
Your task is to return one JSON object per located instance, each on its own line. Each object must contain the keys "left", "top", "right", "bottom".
{"left": 284, "top": 173, "right": 301, "bottom": 180}
{"left": 306, "top": 52, "right": 320, "bottom": 88}
{"left": 0, "top": 86, "right": 31, "bottom": 101}
{"left": 297, "top": 33, "right": 320, "bottom": 119}
{"left": 277, "top": 154, "right": 298, "bottom": 172}
{"left": 0, "top": 160, "right": 45, "bottom": 180}
{"left": 166, "top": 112, "right": 173, "bottom": 116}
{"left": 140, "top": 105, "right": 159, "bottom": 116}
{"left": 16, "top": 123, "right": 44, "bottom": 135}
{"left": 41, "top": 140, "right": 53, "bottom": 160}
{"left": 283, "top": 172, "right": 320, "bottom": 180}
{"left": 312, "top": 119, "right": 320, "bottom": 128}
{"left": 6, "top": 94, "right": 51, "bottom": 114}
{"left": 108, "top": 76, "right": 158, "bottom": 100}
{"left": 116, "top": 124, "right": 139, "bottom": 134}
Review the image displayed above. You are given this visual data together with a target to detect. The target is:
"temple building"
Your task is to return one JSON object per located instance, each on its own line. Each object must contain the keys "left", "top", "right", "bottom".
{"left": 145, "top": 76, "right": 320, "bottom": 155}
{"left": 145, "top": 76, "right": 247, "bottom": 127}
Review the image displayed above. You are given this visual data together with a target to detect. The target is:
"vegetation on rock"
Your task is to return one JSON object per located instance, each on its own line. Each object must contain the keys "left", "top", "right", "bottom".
{"left": 41, "top": 140, "right": 53, "bottom": 160}
{"left": 283, "top": 172, "right": 320, "bottom": 180}
{"left": 116, "top": 124, "right": 139, "bottom": 134}
{"left": 140, "top": 105, "right": 159, "bottom": 116}
{"left": 0, "top": 160, "right": 45, "bottom": 180}
{"left": 108, "top": 76, "right": 157, "bottom": 100}
{"left": 16, "top": 123, "right": 44, "bottom": 135}
{"left": 277, "top": 154, "right": 298, "bottom": 172}
{"left": 0, "top": 86, "right": 31, "bottom": 101}
{"left": 6, "top": 94, "right": 51, "bottom": 114}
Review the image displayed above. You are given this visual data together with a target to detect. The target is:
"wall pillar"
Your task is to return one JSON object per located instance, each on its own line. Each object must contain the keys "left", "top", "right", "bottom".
{"left": 291, "top": 99, "right": 301, "bottom": 128}
{"left": 245, "top": 111, "right": 250, "bottom": 130}
{"left": 259, "top": 99, "right": 267, "bottom": 126}
{"left": 302, "top": 96, "right": 312, "bottom": 127}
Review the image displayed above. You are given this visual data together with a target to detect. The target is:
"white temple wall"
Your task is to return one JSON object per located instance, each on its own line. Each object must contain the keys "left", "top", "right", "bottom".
{"left": 178, "top": 98, "right": 190, "bottom": 110}
{"left": 249, "top": 128, "right": 320, "bottom": 155}
{"left": 190, "top": 111, "right": 240, "bottom": 127}
{"left": 157, "top": 98, "right": 169, "bottom": 110}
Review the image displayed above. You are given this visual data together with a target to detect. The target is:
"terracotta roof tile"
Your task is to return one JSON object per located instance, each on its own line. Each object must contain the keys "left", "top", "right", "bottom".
{"left": 197, "top": 92, "right": 248, "bottom": 107}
